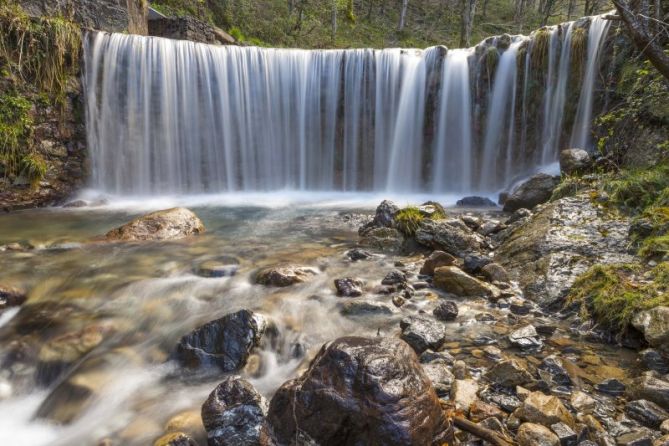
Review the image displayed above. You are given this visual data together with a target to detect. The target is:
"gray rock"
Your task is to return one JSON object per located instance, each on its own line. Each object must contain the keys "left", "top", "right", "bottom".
{"left": 632, "top": 307, "right": 669, "bottom": 353}
{"left": 433, "top": 301, "right": 459, "bottom": 321}
{"left": 195, "top": 259, "right": 239, "bottom": 278}
{"left": 451, "top": 379, "right": 479, "bottom": 412}
{"left": 596, "top": 378, "right": 626, "bottom": 396}
{"left": 560, "top": 149, "right": 591, "bottom": 176}
{"left": 339, "top": 300, "right": 397, "bottom": 317}
{"left": 463, "top": 254, "right": 493, "bottom": 274}
{"left": 624, "top": 399, "right": 669, "bottom": 429}
{"left": 420, "top": 250, "right": 457, "bottom": 275}
{"left": 630, "top": 373, "right": 669, "bottom": 410}
{"left": 334, "top": 278, "right": 364, "bottom": 297}
{"left": 615, "top": 431, "right": 652, "bottom": 446}
{"left": 347, "top": 248, "right": 372, "bottom": 261}
{"left": 518, "top": 422, "right": 560, "bottom": 446}
{"left": 420, "top": 350, "right": 455, "bottom": 365}
{"left": 503, "top": 173, "right": 559, "bottom": 212}
{"left": 481, "top": 263, "right": 510, "bottom": 283}
{"left": 422, "top": 362, "right": 455, "bottom": 397}
{"left": 358, "top": 227, "right": 405, "bottom": 253}
{"left": 509, "top": 325, "right": 543, "bottom": 350}
{"left": 539, "top": 355, "right": 572, "bottom": 387}
{"left": 486, "top": 359, "right": 534, "bottom": 387}
{"left": 414, "top": 219, "right": 484, "bottom": 257}
{"left": 381, "top": 270, "right": 407, "bottom": 285}
{"left": 434, "top": 266, "right": 500, "bottom": 298}
{"left": 639, "top": 349, "right": 669, "bottom": 374}
{"left": 360, "top": 200, "right": 399, "bottom": 231}
{"left": 255, "top": 265, "right": 318, "bottom": 287}
{"left": 551, "top": 422, "right": 578, "bottom": 446}
{"left": 105, "top": 207, "right": 205, "bottom": 241}
{"left": 506, "top": 208, "right": 532, "bottom": 225}
{"left": 201, "top": 377, "right": 268, "bottom": 446}
{"left": 456, "top": 196, "right": 498, "bottom": 207}
{"left": 400, "top": 315, "right": 446, "bottom": 354}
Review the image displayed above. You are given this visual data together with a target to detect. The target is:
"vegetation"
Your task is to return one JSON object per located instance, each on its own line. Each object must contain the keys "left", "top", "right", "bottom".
{"left": 395, "top": 204, "right": 445, "bottom": 236}
{"left": 568, "top": 262, "right": 669, "bottom": 332}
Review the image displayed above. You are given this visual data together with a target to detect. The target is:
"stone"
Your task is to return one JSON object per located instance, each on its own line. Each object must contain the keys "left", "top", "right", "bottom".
{"left": 560, "top": 149, "right": 591, "bottom": 176}
{"left": 164, "top": 410, "right": 205, "bottom": 444}
{"left": 639, "top": 349, "right": 669, "bottom": 374}
{"left": 173, "top": 309, "right": 266, "bottom": 372}
{"left": 503, "top": 173, "right": 559, "bottom": 212}
{"left": 624, "top": 399, "right": 669, "bottom": 429}
{"left": 479, "top": 416, "right": 507, "bottom": 434}
{"left": 481, "top": 263, "right": 510, "bottom": 283}
{"left": 0, "top": 285, "right": 27, "bottom": 312}
{"left": 339, "top": 300, "right": 397, "bottom": 316}
{"left": 400, "top": 315, "right": 446, "bottom": 354}
{"left": 456, "top": 196, "right": 498, "bottom": 207}
{"left": 506, "top": 208, "right": 533, "bottom": 225}
{"left": 255, "top": 265, "right": 318, "bottom": 287}
{"left": 194, "top": 259, "right": 239, "bottom": 278}
{"left": 358, "top": 200, "right": 399, "bottom": 233}
{"left": 422, "top": 362, "right": 455, "bottom": 397}
{"left": 654, "top": 435, "right": 669, "bottom": 446}
{"left": 486, "top": 359, "right": 534, "bottom": 387}
{"left": 420, "top": 250, "right": 457, "bottom": 275}
{"left": 518, "top": 423, "right": 560, "bottom": 446}
{"left": 509, "top": 325, "right": 543, "bottom": 350}
{"left": 63, "top": 199, "right": 87, "bottom": 208}
{"left": 266, "top": 337, "right": 453, "bottom": 446}
{"left": 358, "top": 227, "right": 404, "bottom": 252}
{"left": 632, "top": 307, "right": 669, "bottom": 352}
{"left": 334, "top": 277, "right": 364, "bottom": 297}
{"left": 551, "top": 422, "right": 578, "bottom": 446}
{"left": 616, "top": 431, "right": 652, "bottom": 446}
{"left": 434, "top": 266, "right": 500, "bottom": 298}
{"left": 662, "top": 419, "right": 669, "bottom": 434}
{"left": 538, "top": 355, "right": 573, "bottom": 387}
{"left": 463, "top": 254, "right": 493, "bottom": 274}
{"left": 570, "top": 391, "right": 596, "bottom": 414}
{"left": 630, "top": 373, "right": 669, "bottom": 410}
{"left": 420, "top": 350, "right": 455, "bottom": 365}
{"left": 153, "top": 432, "right": 198, "bottom": 446}
{"left": 414, "top": 219, "right": 483, "bottom": 257}
{"left": 346, "top": 248, "right": 372, "bottom": 261}
{"left": 105, "top": 207, "right": 205, "bottom": 241}
{"left": 453, "top": 360, "right": 467, "bottom": 379}
{"left": 201, "top": 377, "right": 268, "bottom": 446}
{"left": 514, "top": 391, "right": 574, "bottom": 428}
{"left": 596, "top": 378, "right": 626, "bottom": 396}
{"left": 479, "top": 220, "right": 504, "bottom": 236}
{"left": 433, "top": 300, "right": 459, "bottom": 321}
{"left": 469, "top": 400, "right": 506, "bottom": 422}
{"left": 381, "top": 269, "right": 407, "bottom": 285}
{"left": 451, "top": 379, "right": 479, "bottom": 412}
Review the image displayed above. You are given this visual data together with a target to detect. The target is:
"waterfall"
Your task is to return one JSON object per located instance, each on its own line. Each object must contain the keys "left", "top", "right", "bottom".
{"left": 84, "top": 16, "right": 611, "bottom": 196}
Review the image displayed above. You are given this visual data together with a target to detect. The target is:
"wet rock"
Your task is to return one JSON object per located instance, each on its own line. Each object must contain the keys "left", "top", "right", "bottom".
{"left": 0, "top": 285, "right": 27, "bottom": 312}
{"left": 434, "top": 266, "right": 500, "bottom": 298}
{"left": 63, "top": 199, "right": 88, "bottom": 208}
{"left": 420, "top": 250, "right": 457, "bottom": 275}
{"left": 174, "top": 309, "right": 266, "bottom": 372}
{"left": 632, "top": 307, "right": 669, "bottom": 352}
{"left": 479, "top": 416, "right": 507, "bottom": 434}
{"left": 433, "top": 300, "right": 459, "bottom": 321}
{"left": 503, "top": 173, "right": 559, "bottom": 212}
{"left": 334, "top": 277, "right": 364, "bottom": 297}
{"left": 420, "top": 349, "right": 455, "bottom": 365}
{"left": 518, "top": 423, "right": 560, "bottom": 446}
{"left": 506, "top": 208, "right": 533, "bottom": 225}
{"left": 616, "top": 431, "right": 653, "bottom": 446}
{"left": 560, "top": 149, "right": 591, "bottom": 176}
{"left": 414, "top": 219, "right": 483, "bottom": 257}
{"left": 461, "top": 215, "right": 482, "bottom": 230}
{"left": 339, "top": 299, "right": 397, "bottom": 316}
{"left": 255, "top": 265, "right": 318, "bottom": 287}
{"left": 392, "top": 295, "right": 406, "bottom": 307}
{"left": 509, "top": 325, "right": 543, "bottom": 350}
{"left": 538, "top": 355, "right": 573, "bottom": 388}
{"left": 654, "top": 435, "right": 669, "bottom": 446}
{"left": 105, "top": 207, "right": 205, "bottom": 241}
{"left": 201, "top": 377, "right": 268, "bottom": 446}
{"left": 359, "top": 200, "right": 399, "bottom": 233}
{"left": 662, "top": 419, "right": 669, "bottom": 434}
{"left": 639, "top": 349, "right": 669, "bottom": 374}
{"left": 451, "top": 379, "right": 479, "bottom": 412}
{"left": 624, "top": 399, "right": 669, "bottom": 429}
{"left": 453, "top": 360, "right": 467, "bottom": 379}
{"left": 470, "top": 400, "right": 506, "bottom": 422}
{"left": 195, "top": 260, "right": 239, "bottom": 278}
{"left": 346, "top": 248, "right": 372, "bottom": 261}
{"left": 486, "top": 359, "right": 534, "bottom": 387}
{"left": 164, "top": 410, "right": 206, "bottom": 444}
{"left": 510, "top": 298, "right": 533, "bottom": 315}
{"left": 358, "top": 227, "right": 404, "bottom": 252}
{"left": 463, "top": 254, "right": 493, "bottom": 274}
{"left": 457, "top": 196, "right": 497, "bottom": 207}
{"left": 422, "top": 362, "right": 455, "bottom": 397}
{"left": 267, "top": 336, "right": 453, "bottom": 446}
{"left": 514, "top": 391, "right": 574, "bottom": 428}
{"left": 487, "top": 392, "right": 523, "bottom": 412}
{"left": 400, "top": 315, "right": 446, "bottom": 354}
{"left": 381, "top": 269, "right": 407, "bottom": 285}
{"left": 596, "top": 378, "right": 626, "bottom": 396}
{"left": 153, "top": 432, "right": 198, "bottom": 446}
{"left": 551, "top": 422, "right": 577, "bottom": 446}
{"left": 630, "top": 373, "right": 669, "bottom": 410}
{"left": 481, "top": 263, "right": 510, "bottom": 283}
{"left": 570, "top": 390, "right": 596, "bottom": 414}
{"left": 479, "top": 220, "right": 504, "bottom": 236}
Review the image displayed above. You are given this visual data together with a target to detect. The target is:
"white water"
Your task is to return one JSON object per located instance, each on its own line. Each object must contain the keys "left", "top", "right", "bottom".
{"left": 84, "top": 16, "right": 611, "bottom": 196}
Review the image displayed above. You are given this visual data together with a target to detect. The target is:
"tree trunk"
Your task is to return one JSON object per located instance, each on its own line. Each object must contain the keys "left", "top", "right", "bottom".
{"left": 459, "top": 0, "right": 476, "bottom": 46}
{"left": 398, "top": 0, "right": 409, "bottom": 31}
{"left": 331, "top": 0, "right": 337, "bottom": 43}
{"left": 567, "top": 0, "right": 575, "bottom": 19}
{"left": 482, "top": 0, "right": 489, "bottom": 20}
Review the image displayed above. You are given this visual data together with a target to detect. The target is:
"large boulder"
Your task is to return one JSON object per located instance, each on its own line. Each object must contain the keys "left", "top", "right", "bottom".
{"left": 414, "top": 219, "right": 483, "bottom": 257}
{"left": 559, "top": 149, "right": 591, "bottom": 176}
{"left": 173, "top": 310, "right": 266, "bottom": 372}
{"left": 266, "top": 337, "right": 453, "bottom": 446}
{"left": 359, "top": 200, "right": 399, "bottom": 233}
{"left": 503, "top": 174, "right": 559, "bottom": 212}
{"left": 420, "top": 250, "right": 457, "bottom": 275}
{"left": 400, "top": 315, "right": 447, "bottom": 354}
{"left": 105, "top": 208, "right": 205, "bottom": 241}
{"left": 456, "top": 196, "right": 497, "bottom": 207}
{"left": 496, "top": 195, "right": 633, "bottom": 306}
{"left": 433, "top": 266, "right": 500, "bottom": 298}
{"left": 201, "top": 377, "right": 268, "bottom": 446}
{"left": 629, "top": 373, "right": 669, "bottom": 410}
{"left": 632, "top": 306, "right": 669, "bottom": 352}
{"left": 255, "top": 265, "right": 318, "bottom": 287}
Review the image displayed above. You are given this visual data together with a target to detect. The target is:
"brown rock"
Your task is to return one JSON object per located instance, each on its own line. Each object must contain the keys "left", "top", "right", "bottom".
{"left": 105, "top": 208, "right": 205, "bottom": 241}
{"left": 420, "top": 251, "right": 457, "bottom": 275}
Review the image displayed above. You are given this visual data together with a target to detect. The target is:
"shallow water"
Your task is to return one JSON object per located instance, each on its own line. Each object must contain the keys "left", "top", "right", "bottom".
{"left": 0, "top": 197, "right": 637, "bottom": 445}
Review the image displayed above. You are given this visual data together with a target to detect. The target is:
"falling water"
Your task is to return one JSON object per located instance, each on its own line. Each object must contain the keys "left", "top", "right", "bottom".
{"left": 84, "top": 16, "right": 612, "bottom": 196}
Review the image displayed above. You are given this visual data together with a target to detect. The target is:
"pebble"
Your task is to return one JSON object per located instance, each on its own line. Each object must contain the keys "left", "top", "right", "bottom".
{"left": 596, "top": 378, "right": 626, "bottom": 396}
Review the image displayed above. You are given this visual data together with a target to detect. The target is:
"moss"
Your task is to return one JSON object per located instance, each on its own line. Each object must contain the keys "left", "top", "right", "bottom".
{"left": 0, "top": 92, "right": 34, "bottom": 179}
{"left": 639, "top": 235, "right": 669, "bottom": 258}
{"left": 19, "top": 152, "right": 46, "bottom": 187}
{"left": 568, "top": 262, "right": 669, "bottom": 332}
{"left": 604, "top": 163, "right": 669, "bottom": 212}
{"left": 395, "top": 207, "right": 424, "bottom": 237}
{"left": 530, "top": 28, "right": 551, "bottom": 72}
{"left": 551, "top": 175, "right": 594, "bottom": 200}
{"left": 570, "top": 27, "right": 586, "bottom": 78}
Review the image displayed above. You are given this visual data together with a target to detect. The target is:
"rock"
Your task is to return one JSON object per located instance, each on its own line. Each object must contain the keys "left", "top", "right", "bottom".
{"left": 195, "top": 260, "right": 239, "bottom": 278}
{"left": 105, "top": 207, "right": 205, "bottom": 241}
{"left": 420, "top": 350, "right": 455, "bottom": 365}
{"left": 381, "top": 269, "right": 407, "bottom": 285}
{"left": 570, "top": 390, "right": 596, "bottom": 414}
{"left": 639, "top": 349, "right": 669, "bottom": 374}
{"left": 339, "top": 300, "right": 397, "bottom": 316}
{"left": 201, "top": 377, "right": 268, "bottom": 446}
{"left": 469, "top": 400, "right": 506, "bottom": 422}
{"left": 632, "top": 307, "right": 669, "bottom": 352}
{"left": 164, "top": 410, "right": 205, "bottom": 444}
{"left": 479, "top": 416, "right": 507, "bottom": 434}
{"left": 451, "top": 379, "right": 479, "bottom": 412}
{"left": 616, "top": 431, "right": 653, "bottom": 446}
{"left": 654, "top": 435, "right": 669, "bottom": 446}
{"left": 506, "top": 208, "right": 533, "bottom": 225}
{"left": 266, "top": 337, "right": 453, "bottom": 446}
{"left": 488, "top": 392, "right": 523, "bottom": 413}
{"left": 63, "top": 199, "right": 88, "bottom": 208}
{"left": 510, "top": 298, "right": 533, "bottom": 315}
{"left": 496, "top": 195, "right": 633, "bottom": 306}
{"left": 456, "top": 196, "right": 498, "bottom": 207}
{"left": 481, "top": 263, "right": 510, "bottom": 283}
{"left": 630, "top": 373, "right": 669, "bottom": 410}
{"left": 560, "top": 149, "right": 591, "bottom": 176}
{"left": 453, "top": 360, "right": 467, "bottom": 380}
{"left": 514, "top": 391, "right": 574, "bottom": 428}
{"left": 503, "top": 173, "right": 559, "bottom": 212}
{"left": 420, "top": 250, "right": 457, "bottom": 275}
{"left": 509, "top": 325, "right": 543, "bottom": 350}
{"left": 358, "top": 227, "right": 404, "bottom": 252}
{"left": 662, "top": 419, "right": 669, "bottom": 434}
{"left": 479, "top": 220, "right": 504, "bottom": 236}
{"left": 624, "top": 399, "right": 669, "bottom": 429}
{"left": 463, "top": 254, "right": 493, "bottom": 274}
{"left": 551, "top": 422, "right": 577, "bottom": 446}
{"left": 255, "top": 265, "right": 318, "bottom": 287}
{"left": 0, "top": 377, "right": 12, "bottom": 400}
{"left": 153, "top": 432, "right": 198, "bottom": 446}
{"left": 434, "top": 266, "right": 500, "bottom": 298}
{"left": 422, "top": 362, "right": 455, "bottom": 397}
{"left": 173, "top": 310, "right": 266, "bottom": 372}
{"left": 400, "top": 315, "right": 446, "bottom": 354}
{"left": 334, "top": 278, "right": 364, "bottom": 297}
{"left": 486, "top": 359, "right": 534, "bottom": 387}
{"left": 0, "top": 285, "right": 27, "bottom": 312}
{"left": 359, "top": 200, "right": 399, "bottom": 233}
{"left": 596, "top": 378, "right": 626, "bottom": 396}
{"left": 414, "top": 219, "right": 483, "bottom": 257}
{"left": 518, "top": 423, "right": 560, "bottom": 446}
{"left": 346, "top": 248, "right": 372, "bottom": 261}
{"left": 433, "top": 301, "right": 459, "bottom": 321}
{"left": 538, "top": 355, "right": 573, "bottom": 387}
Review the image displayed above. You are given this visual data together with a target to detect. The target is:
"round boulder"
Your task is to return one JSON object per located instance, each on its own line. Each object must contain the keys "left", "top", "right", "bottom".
{"left": 105, "top": 207, "right": 205, "bottom": 241}
{"left": 502, "top": 174, "right": 559, "bottom": 213}
{"left": 559, "top": 149, "right": 591, "bottom": 176}
{"left": 255, "top": 265, "right": 318, "bottom": 287}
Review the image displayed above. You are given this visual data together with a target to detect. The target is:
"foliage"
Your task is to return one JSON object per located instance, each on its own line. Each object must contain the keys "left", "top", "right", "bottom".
{"left": 0, "top": 92, "right": 33, "bottom": 180}
{"left": 19, "top": 152, "right": 47, "bottom": 187}
{"left": 603, "top": 163, "right": 669, "bottom": 212}
{"left": 395, "top": 206, "right": 424, "bottom": 236}
{"left": 568, "top": 262, "right": 669, "bottom": 332}
{"left": 550, "top": 175, "right": 594, "bottom": 200}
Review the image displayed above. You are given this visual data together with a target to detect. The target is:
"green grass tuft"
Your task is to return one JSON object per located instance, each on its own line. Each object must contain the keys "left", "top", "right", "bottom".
{"left": 19, "top": 152, "right": 46, "bottom": 187}
{"left": 395, "top": 206, "right": 424, "bottom": 237}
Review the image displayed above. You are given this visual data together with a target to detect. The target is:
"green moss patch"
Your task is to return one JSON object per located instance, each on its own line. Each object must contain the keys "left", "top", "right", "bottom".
{"left": 394, "top": 204, "right": 445, "bottom": 237}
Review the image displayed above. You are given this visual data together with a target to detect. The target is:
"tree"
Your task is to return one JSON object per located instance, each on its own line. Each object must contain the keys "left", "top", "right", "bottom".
{"left": 398, "top": 0, "right": 409, "bottom": 31}
{"left": 460, "top": 0, "right": 477, "bottom": 46}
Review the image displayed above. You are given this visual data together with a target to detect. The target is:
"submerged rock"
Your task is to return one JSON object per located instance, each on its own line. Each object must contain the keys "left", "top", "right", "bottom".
{"left": 346, "top": 248, "right": 372, "bottom": 261}
{"left": 339, "top": 299, "right": 396, "bottom": 316}
{"left": 381, "top": 269, "right": 407, "bottom": 285}
{"left": 173, "top": 310, "right": 266, "bottom": 372}
{"left": 481, "top": 263, "right": 510, "bottom": 283}
{"left": 400, "top": 315, "right": 446, "bottom": 354}
{"left": 201, "top": 377, "right": 268, "bottom": 446}
{"left": 503, "top": 173, "right": 559, "bottom": 212}
{"left": 266, "top": 336, "right": 453, "bottom": 446}
{"left": 255, "top": 265, "right": 318, "bottom": 287}
{"left": 463, "top": 254, "right": 493, "bottom": 274}
{"left": 194, "top": 259, "right": 239, "bottom": 278}
{"left": 560, "top": 149, "right": 591, "bottom": 176}
{"left": 456, "top": 196, "right": 498, "bottom": 207}
{"left": 334, "top": 277, "right": 364, "bottom": 297}
{"left": 434, "top": 266, "right": 499, "bottom": 297}
{"left": 414, "top": 219, "right": 483, "bottom": 257}
{"left": 105, "top": 207, "right": 205, "bottom": 241}
{"left": 0, "top": 285, "right": 27, "bottom": 312}
{"left": 596, "top": 378, "right": 626, "bottom": 396}
{"left": 451, "top": 378, "right": 479, "bottom": 412}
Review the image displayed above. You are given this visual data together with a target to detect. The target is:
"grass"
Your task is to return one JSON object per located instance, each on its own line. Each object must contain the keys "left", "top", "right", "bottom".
{"left": 604, "top": 164, "right": 669, "bottom": 213}
{"left": 568, "top": 262, "right": 669, "bottom": 332}
{"left": 394, "top": 204, "right": 446, "bottom": 236}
